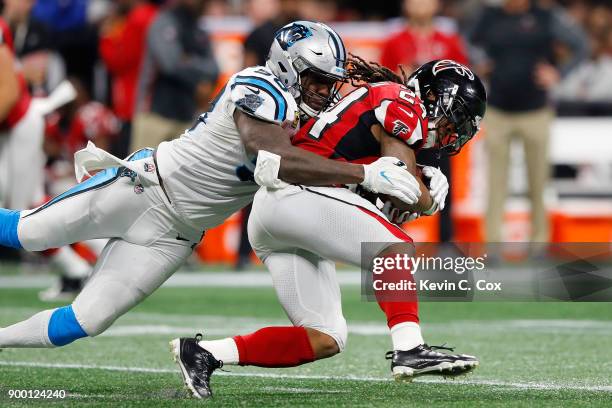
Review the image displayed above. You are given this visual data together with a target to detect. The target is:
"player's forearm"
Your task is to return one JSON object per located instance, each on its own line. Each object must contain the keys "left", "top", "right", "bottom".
{"left": 236, "top": 110, "right": 365, "bottom": 185}
{"left": 277, "top": 145, "right": 365, "bottom": 186}
{"left": 379, "top": 129, "right": 433, "bottom": 211}
{"left": 411, "top": 178, "right": 434, "bottom": 213}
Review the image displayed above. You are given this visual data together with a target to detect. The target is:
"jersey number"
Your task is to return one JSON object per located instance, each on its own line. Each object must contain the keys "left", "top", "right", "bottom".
{"left": 307, "top": 87, "right": 369, "bottom": 140}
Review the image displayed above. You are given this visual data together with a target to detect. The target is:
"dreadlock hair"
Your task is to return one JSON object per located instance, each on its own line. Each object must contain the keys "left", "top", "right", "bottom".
{"left": 346, "top": 54, "right": 411, "bottom": 86}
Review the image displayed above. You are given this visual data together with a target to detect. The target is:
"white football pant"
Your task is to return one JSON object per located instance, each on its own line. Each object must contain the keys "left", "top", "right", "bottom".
{"left": 248, "top": 185, "right": 412, "bottom": 351}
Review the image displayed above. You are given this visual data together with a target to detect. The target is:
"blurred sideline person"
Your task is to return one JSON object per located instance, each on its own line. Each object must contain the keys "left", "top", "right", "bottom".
{"left": 381, "top": 0, "right": 467, "bottom": 72}
{"left": 0, "top": 18, "right": 93, "bottom": 297}
{"left": 99, "top": 0, "right": 159, "bottom": 158}
{"left": 2, "top": 0, "right": 67, "bottom": 102}
{"left": 0, "top": 17, "right": 45, "bottom": 212}
{"left": 243, "top": 0, "right": 301, "bottom": 67}
{"left": 0, "top": 22, "right": 420, "bottom": 357}
{"left": 381, "top": 0, "right": 468, "bottom": 244}
{"left": 469, "top": 0, "right": 587, "bottom": 243}
{"left": 131, "top": 0, "right": 219, "bottom": 151}
{"left": 170, "top": 59, "right": 486, "bottom": 398}
{"left": 555, "top": 26, "right": 612, "bottom": 105}
{"left": 30, "top": 0, "right": 99, "bottom": 98}
{"left": 40, "top": 77, "right": 118, "bottom": 301}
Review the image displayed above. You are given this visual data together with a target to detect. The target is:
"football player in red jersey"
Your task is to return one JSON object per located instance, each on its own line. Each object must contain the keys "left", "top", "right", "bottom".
{"left": 172, "top": 59, "right": 487, "bottom": 398}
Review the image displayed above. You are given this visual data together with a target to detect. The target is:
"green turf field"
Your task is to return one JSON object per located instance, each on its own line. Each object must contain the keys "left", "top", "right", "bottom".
{"left": 1, "top": 270, "right": 611, "bottom": 406}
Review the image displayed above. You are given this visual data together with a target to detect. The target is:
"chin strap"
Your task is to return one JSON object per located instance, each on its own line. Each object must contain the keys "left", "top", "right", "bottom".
{"left": 299, "top": 100, "right": 318, "bottom": 118}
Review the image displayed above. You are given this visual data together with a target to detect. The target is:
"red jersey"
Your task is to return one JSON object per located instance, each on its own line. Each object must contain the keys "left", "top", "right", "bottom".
{"left": 99, "top": 3, "right": 158, "bottom": 120}
{"left": 292, "top": 82, "right": 432, "bottom": 165}
{"left": 0, "top": 18, "right": 31, "bottom": 130}
{"left": 380, "top": 28, "right": 467, "bottom": 72}
{"left": 46, "top": 102, "right": 120, "bottom": 156}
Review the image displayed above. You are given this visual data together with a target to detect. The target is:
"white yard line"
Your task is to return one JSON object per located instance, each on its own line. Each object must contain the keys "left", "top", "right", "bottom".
{"left": 0, "top": 360, "right": 610, "bottom": 393}
{"left": 99, "top": 318, "right": 612, "bottom": 337}
{"left": 0, "top": 271, "right": 362, "bottom": 288}
{"left": 3, "top": 306, "right": 612, "bottom": 336}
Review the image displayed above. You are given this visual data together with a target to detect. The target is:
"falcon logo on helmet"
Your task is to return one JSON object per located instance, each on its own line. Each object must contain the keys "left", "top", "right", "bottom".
{"left": 432, "top": 60, "right": 474, "bottom": 80}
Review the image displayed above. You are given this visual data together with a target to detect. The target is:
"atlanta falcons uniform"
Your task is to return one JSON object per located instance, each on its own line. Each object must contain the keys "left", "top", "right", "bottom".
{"left": 248, "top": 82, "right": 433, "bottom": 350}
{"left": 0, "top": 65, "right": 299, "bottom": 347}
{"left": 0, "top": 18, "right": 45, "bottom": 209}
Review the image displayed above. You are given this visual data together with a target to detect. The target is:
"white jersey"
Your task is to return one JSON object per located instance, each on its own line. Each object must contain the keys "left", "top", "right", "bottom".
{"left": 155, "top": 66, "right": 299, "bottom": 230}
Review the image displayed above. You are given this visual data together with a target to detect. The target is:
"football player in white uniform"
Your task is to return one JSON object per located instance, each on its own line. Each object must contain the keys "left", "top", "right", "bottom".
{"left": 170, "top": 59, "right": 487, "bottom": 398}
{"left": 0, "top": 22, "right": 421, "bottom": 351}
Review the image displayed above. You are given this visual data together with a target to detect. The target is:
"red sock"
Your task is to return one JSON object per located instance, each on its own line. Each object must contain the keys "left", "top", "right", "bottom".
{"left": 378, "top": 300, "right": 419, "bottom": 328}
{"left": 374, "top": 251, "right": 419, "bottom": 328}
{"left": 233, "top": 326, "right": 315, "bottom": 367}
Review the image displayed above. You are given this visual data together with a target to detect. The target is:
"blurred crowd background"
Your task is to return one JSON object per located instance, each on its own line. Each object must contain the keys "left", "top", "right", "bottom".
{"left": 1, "top": 0, "right": 611, "bottom": 271}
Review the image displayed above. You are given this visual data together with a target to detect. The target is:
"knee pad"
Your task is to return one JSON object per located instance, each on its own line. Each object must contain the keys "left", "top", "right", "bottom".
{"left": 72, "top": 277, "right": 141, "bottom": 337}
{"left": 73, "top": 296, "right": 120, "bottom": 337}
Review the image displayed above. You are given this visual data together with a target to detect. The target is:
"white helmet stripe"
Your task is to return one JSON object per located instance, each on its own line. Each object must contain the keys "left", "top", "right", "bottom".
{"left": 322, "top": 26, "right": 345, "bottom": 68}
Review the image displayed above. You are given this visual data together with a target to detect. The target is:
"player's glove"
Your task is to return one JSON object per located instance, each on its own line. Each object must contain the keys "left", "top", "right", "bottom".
{"left": 422, "top": 166, "right": 449, "bottom": 213}
{"left": 381, "top": 200, "right": 421, "bottom": 225}
{"left": 361, "top": 157, "right": 421, "bottom": 205}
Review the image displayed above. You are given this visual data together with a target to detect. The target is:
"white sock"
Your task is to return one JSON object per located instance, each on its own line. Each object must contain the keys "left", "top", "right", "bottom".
{"left": 390, "top": 322, "right": 424, "bottom": 351}
{"left": 198, "top": 338, "right": 239, "bottom": 364}
{"left": 51, "top": 246, "right": 91, "bottom": 279}
{"left": 0, "top": 309, "right": 56, "bottom": 348}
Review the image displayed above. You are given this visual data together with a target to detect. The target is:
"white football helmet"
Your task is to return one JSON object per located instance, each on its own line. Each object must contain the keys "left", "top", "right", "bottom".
{"left": 266, "top": 20, "right": 347, "bottom": 117}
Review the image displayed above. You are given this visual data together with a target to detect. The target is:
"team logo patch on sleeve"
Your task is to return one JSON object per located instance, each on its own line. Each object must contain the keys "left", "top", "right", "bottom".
{"left": 392, "top": 120, "right": 410, "bottom": 137}
{"left": 236, "top": 93, "right": 265, "bottom": 113}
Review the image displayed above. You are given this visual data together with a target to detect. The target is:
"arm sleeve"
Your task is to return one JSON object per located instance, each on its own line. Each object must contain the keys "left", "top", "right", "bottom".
{"left": 147, "top": 14, "right": 219, "bottom": 88}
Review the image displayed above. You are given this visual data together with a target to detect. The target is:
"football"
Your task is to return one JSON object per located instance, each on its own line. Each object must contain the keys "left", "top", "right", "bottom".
{"left": 380, "top": 166, "right": 428, "bottom": 213}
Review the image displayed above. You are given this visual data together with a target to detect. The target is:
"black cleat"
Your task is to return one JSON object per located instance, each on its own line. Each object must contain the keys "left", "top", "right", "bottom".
{"left": 386, "top": 344, "right": 479, "bottom": 382}
{"left": 170, "top": 333, "right": 223, "bottom": 399}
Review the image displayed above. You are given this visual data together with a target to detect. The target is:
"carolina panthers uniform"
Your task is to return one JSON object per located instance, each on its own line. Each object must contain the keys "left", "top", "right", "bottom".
{"left": 0, "top": 66, "right": 298, "bottom": 348}
{"left": 248, "top": 82, "right": 429, "bottom": 350}
{"left": 156, "top": 66, "right": 299, "bottom": 229}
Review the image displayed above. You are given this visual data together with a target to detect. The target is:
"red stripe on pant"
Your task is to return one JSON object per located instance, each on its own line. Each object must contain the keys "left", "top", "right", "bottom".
{"left": 356, "top": 206, "right": 413, "bottom": 242}
{"left": 357, "top": 206, "right": 419, "bottom": 327}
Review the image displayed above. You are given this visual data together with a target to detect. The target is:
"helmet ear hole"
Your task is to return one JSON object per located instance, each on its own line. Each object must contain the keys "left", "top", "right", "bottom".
{"left": 278, "top": 62, "right": 288, "bottom": 73}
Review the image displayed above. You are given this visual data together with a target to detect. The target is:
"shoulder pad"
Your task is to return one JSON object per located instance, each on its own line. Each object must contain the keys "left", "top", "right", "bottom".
{"left": 229, "top": 66, "right": 298, "bottom": 124}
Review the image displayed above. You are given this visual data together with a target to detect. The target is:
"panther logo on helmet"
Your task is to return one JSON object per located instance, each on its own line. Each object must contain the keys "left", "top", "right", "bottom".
{"left": 432, "top": 60, "right": 474, "bottom": 80}
{"left": 276, "top": 23, "right": 313, "bottom": 50}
